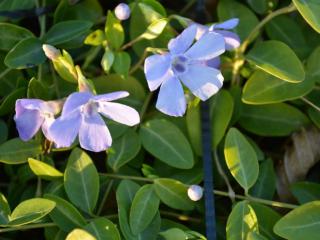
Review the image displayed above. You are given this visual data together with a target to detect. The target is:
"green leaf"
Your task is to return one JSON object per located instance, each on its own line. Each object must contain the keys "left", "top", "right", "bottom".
{"left": 307, "top": 46, "right": 320, "bottom": 83}
{"left": 308, "top": 107, "right": 320, "bottom": 128}
{"left": 247, "top": 232, "right": 268, "bottom": 240}
{"left": 0, "top": 120, "right": 8, "bottom": 145}
{"left": 130, "top": 184, "right": 160, "bottom": 235}
{"left": 239, "top": 103, "right": 309, "bottom": 136}
{"left": 84, "top": 218, "right": 121, "bottom": 240}
{"left": 4, "top": 37, "right": 46, "bottom": 69}
{"left": 0, "top": 23, "right": 34, "bottom": 51}
{"left": 293, "top": 0, "right": 320, "bottom": 33}
{"left": 8, "top": 198, "right": 55, "bottom": 226}
{"left": 105, "top": 11, "right": 124, "bottom": 50}
{"left": 85, "top": 29, "right": 105, "bottom": 46}
{"left": 218, "top": 0, "right": 259, "bottom": 41}
{"left": 108, "top": 129, "right": 141, "bottom": 171}
{"left": 64, "top": 148, "right": 100, "bottom": 214}
{"left": 28, "top": 158, "right": 63, "bottom": 180}
{"left": 291, "top": 182, "right": 320, "bottom": 204}
{"left": 246, "top": 0, "right": 276, "bottom": 14}
{"left": 274, "top": 201, "right": 320, "bottom": 240}
{"left": 27, "top": 77, "right": 49, "bottom": 100}
{"left": 226, "top": 201, "right": 259, "bottom": 240}
{"left": 0, "top": 138, "right": 42, "bottom": 164}
{"left": 159, "top": 228, "right": 188, "bottom": 240}
{"left": 153, "top": 178, "right": 194, "bottom": 211}
{"left": 186, "top": 105, "right": 202, "bottom": 156}
{"left": 0, "top": 193, "right": 11, "bottom": 225}
{"left": 246, "top": 40, "right": 305, "bottom": 83}
{"left": 249, "top": 159, "right": 276, "bottom": 200}
{"left": 113, "top": 52, "right": 131, "bottom": 78}
{"left": 224, "top": 128, "right": 259, "bottom": 191}
{"left": 66, "top": 229, "right": 96, "bottom": 240}
{"left": 140, "top": 119, "right": 194, "bottom": 169}
{"left": 101, "top": 47, "right": 114, "bottom": 73}
{"left": 0, "top": 87, "right": 25, "bottom": 116}
{"left": 45, "top": 194, "right": 86, "bottom": 232}
{"left": 139, "top": 18, "right": 168, "bottom": 40}
{"left": 43, "top": 20, "right": 93, "bottom": 45}
{"left": 52, "top": 49, "right": 78, "bottom": 83}
{"left": 242, "top": 70, "right": 314, "bottom": 104}
{"left": 210, "top": 89, "right": 234, "bottom": 148}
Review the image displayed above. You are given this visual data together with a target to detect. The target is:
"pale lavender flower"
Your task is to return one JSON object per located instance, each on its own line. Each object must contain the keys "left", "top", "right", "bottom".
{"left": 14, "top": 99, "right": 61, "bottom": 141}
{"left": 144, "top": 25, "right": 225, "bottom": 117}
{"left": 115, "top": 3, "right": 131, "bottom": 20}
{"left": 49, "top": 91, "right": 139, "bottom": 152}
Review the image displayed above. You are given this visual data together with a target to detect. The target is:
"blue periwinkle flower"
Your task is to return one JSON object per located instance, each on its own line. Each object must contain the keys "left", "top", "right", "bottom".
{"left": 14, "top": 99, "right": 61, "bottom": 141}
{"left": 144, "top": 25, "right": 226, "bottom": 117}
{"left": 115, "top": 3, "right": 131, "bottom": 20}
{"left": 49, "top": 91, "right": 140, "bottom": 152}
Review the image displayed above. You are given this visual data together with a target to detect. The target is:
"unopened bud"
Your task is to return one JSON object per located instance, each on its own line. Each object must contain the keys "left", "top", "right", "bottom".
{"left": 188, "top": 185, "right": 203, "bottom": 201}
{"left": 115, "top": 3, "right": 131, "bottom": 21}
{"left": 42, "top": 44, "right": 61, "bottom": 60}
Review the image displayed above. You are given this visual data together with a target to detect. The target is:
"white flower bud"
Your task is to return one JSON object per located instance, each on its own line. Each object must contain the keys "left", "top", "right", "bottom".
{"left": 188, "top": 185, "right": 203, "bottom": 201}
{"left": 42, "top": 44, "right": 61, "bottom": 60}
{"left": 115, "top": 3, "right": 131, "bottom": 21}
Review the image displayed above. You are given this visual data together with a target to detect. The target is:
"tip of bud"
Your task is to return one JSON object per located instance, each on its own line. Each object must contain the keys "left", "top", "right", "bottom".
{"left": 115, "top": 3, "right": 131, "bottom": 21}
{"left": 187, "top": 185, "right": 203, "bottom": 201}
{"left": 42, "top": 44, "right": 61, "bottom": 60}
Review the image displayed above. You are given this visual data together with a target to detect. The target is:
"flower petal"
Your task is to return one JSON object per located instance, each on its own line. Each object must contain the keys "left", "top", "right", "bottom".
{"left": 212, "top": 18, "right": 239, "bottom": 30}
{"left": 79, "top": 113, "right": 112, "bottom": 152}
{"left": 144, "top": 54, "right": 171, "bottom": 91}
{"left": 98, "top": 102, "right": 140, "bottom": 126}
{"left": 156, "top": 73, "right": 186, "bottom": 117}
{"left": 185, "top": 32, "right": 225, "bottom": 60}
{"left": 15, "top": 99, "right": 43, "bottom": 116}
{"left": 199, "top": 57, "right": 221, "bottom": 69}
{"left": 14, "top": 109, "right": 43, "bottom": 141}
{"left": 193, "top": 23, "right": 209, "bottom": 40}
{"left": 41, "top": 116, "right": 55, "bottom": 141}
{"left": 180, "top": 65, "right": 223, "bottom": 101}
{"left": 61, "top": 92, "right": 93, "bottom": 115}
{"left": 49, "top": 111, "right": 81, "bottom": 148}
{"left": 168, "top": 25, "right": 197, "bottom": 55}
{"left": 215, "top": 30, "right": 240, "bottom": 50}
{"left": 92, "top": 91, "right": 129, "bottom": 102}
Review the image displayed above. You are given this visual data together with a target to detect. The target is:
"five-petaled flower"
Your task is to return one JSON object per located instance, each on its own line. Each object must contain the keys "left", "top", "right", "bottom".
{"left": 144, "top": 24, "right": 226, "bottom": 117}
{"left": 48, "top": 91, "right": 140, "bottom": 152}
{"left": 14, "top": 99, "right": 61, "bottom": 141}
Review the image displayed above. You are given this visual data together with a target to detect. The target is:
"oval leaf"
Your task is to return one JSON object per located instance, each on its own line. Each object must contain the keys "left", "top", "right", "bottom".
{"left": 293, "top": 0, "right": 320, "bottom": 33}
{"left": 140, "top": 18, "right": 168, "bottom": 40}
{"left": 66, "top": 229, "right": 96, "bottom": 240}
{"left": 274, "top": 201, "right": 320, "bottom": 240}
{"left": 130, "top": 184, "right": 160, "bottom": 235}
{"left": 246, "top": 40, "right": 305, "bottom": 83}
{"left": 140, "top": 119, "right": 194, "bottom": 169}
{"left": 84, "top": 218, "right": 121, "bottom": 240}
{"left": 224, "top": 128, "right": 259, "bottom": 191}
{"left": 153, "top": 178, "right": 194, "bottom": 211}
{"left": 64, "top": 148, "right": 100, "bottom": 214}
{"left": 28, "top": 158, "right": 63, "bottom": 180}
{"left": 8, "top": 198, "right": 55, "bottom": 226}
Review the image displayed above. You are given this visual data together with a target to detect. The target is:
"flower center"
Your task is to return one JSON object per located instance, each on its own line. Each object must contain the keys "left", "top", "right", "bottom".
{"left": 81, "top": 100, "right": 99, "bottom": 116}
{"left": 172, "top": 55, "right": 188, "bottom": 74}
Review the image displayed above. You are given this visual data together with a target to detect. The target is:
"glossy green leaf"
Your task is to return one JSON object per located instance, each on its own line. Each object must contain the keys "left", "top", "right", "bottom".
{"left": 242, "top": 70, "right": 314, "bottom": 104}
{"left": 293, "top": 0, "right": 320, "bottom": 33}
{"left": 239, "top": 103, "right": 309, "bottom": 136}
{"left": 307, "top": 46, "right": 320, "bottom": 83}
{"left": 52, "top": 49, "right": 78, "bottom": 83}
{"left": 113, "top": 52, "right": 131, "bottom": 78}
{"left": 274, "top": 201, "right": 320, "bottom": 240}
{"left": 140, "top": 18, "right": 168, "bottom": 40}
{"left": 224, "top": 128, "right": 259, "bottom": 191}
{"left": 4, "top": 37, "right": 46, "bottom": 69}
{"left": 108, "top": 129, "right": 141, "bottom": 171}
{"left": 0, "top": 138, "right": 42, "bottom": 164}
{"left": 154, "top": 178, "right": 194, "bottom": 211}
{"left": 218, "top": 0, "right": 259, "bottom": 41}
{"left": 45, "top": 194, "right": 86, "bottom": 232}
{"left": 159, "top": 228, "right": 188, "bottom": 240}
{"left": 308, "top": 107, "right": 320, "bottom": 128}
{"left": 226, "top": 201, "right": 259, "bottom": 240}
{"left": 186, "top": 105, "right": 202, "bottom": 156}
{"left": 0, "top": 87, "right": 25, "bottom": 116}
{"left": 0, "top": 193, "right": 10, "bottom": 225}
{"left": 28, "top": 158, "right": 63, "bottom": 180}
{"left": 0, "top": 23, "right": 34, "bottom": 51}
{"left": 44, "top": 20, "right": 93, "bottom": 45}
{"left": 247, "top": 0, "right": 277, "bottom": 14}
{"left": 64, "top": 148, "right": 100, "bottom": 214}
{"left": 246, "top": 40, "right": 305, "bottom": 83}
{"left": 101, "top": 48, "right": 114, "bottom": 73}
{"left": 140, "top": 119, "right": 194, "bottom": 169}
{"left": 85, "top": 29, "right": 105, "bottom": 46}
{"left": 8, "top": 198, "right": 55, "bottom": 226}
{"left": 210, "top": 89, "right": 234, "bottom": 148}
{"left": 0, "top": 120, "right": 8, "bottom": 145}
{"left": 84, "top": 218, "right": 121, "bottom": 240}
{"left": 105, "top": 11, "right": 124, "bottom": 50}
{"left": 249, "top": 159, "right": 276, "bottom": 200}
{"left": 247, "top": 232, "right": 268, "bottom": 240}
{"left": 291, "top": 182, "right": 320, "bottom": 204}
{"left": 27, "top": 77, "right": 49, "bottom": 100}
{"left": 130, "top": 184, "right": 160, "bottom": 234}
{"left": 66, "top": 229, "right": 96, "bottom": 240}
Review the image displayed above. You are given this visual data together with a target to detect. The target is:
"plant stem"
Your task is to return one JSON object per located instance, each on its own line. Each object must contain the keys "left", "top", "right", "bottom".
{"left": 121, "top": 36, "right": 142, "bottom": 51}
{"left": 180, "top": 0, "right": 197, "bottom": 14}
{"left": 96, "top": 180, "right": 114, "bottom": 215}
{"left": 301, "top": 97, "right": 320, "bottom": 112}
{"left": 101, "top": 173, "right": 154, "bottom": 183}
{"left": 0, "top": 69, "right": 11, "bottom": 80}
{"left": 139, "top": 92, "right": 153, "bottom": 121}
{"left": 50, "top": 62, "right": 61, "bottom": 98}
{"left": 129, "top": 49, "right": 148, "bottom": 75}
{"left": 160, "top": 210, "right": 201, "bottom": 223}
